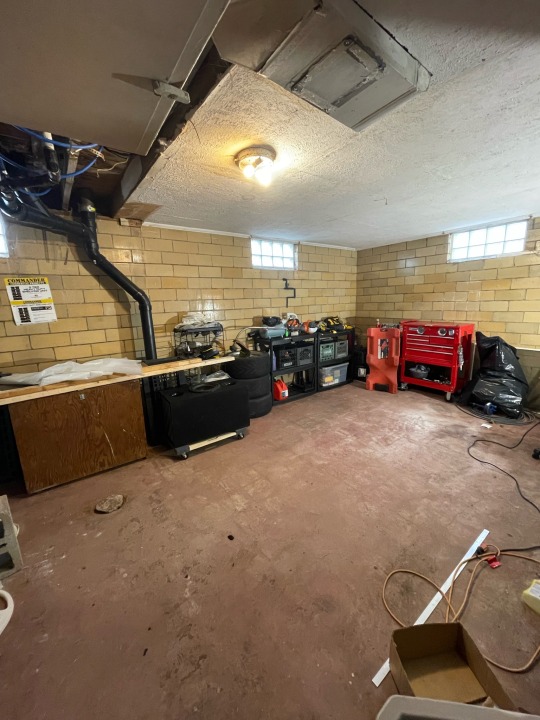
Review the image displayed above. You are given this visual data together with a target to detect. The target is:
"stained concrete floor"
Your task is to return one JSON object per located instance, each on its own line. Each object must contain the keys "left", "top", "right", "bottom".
{"left": 1, "top": 384, "right": 540, "bottom": 719}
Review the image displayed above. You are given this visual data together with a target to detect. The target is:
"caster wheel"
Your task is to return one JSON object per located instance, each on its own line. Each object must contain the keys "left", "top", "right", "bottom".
{"left": 445, "top": 392, "right": 453, "bottom": 402}
{"left": 399, "top": 383, "right": 408, "bottom": 391}
{"left": 180, "top": 452, "right": 189, "bottom": 460}
{"left": 237, "top": 432, "right": 245, "bottom": 440}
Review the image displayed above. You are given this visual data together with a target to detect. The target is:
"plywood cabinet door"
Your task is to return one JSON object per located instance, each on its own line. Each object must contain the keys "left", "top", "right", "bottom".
{"left": 9, "top": 380, "right": 147, "bottom": 493}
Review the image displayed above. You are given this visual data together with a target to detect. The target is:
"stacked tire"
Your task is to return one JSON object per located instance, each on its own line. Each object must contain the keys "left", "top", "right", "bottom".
{"left": 227, "top": 351, "right": 273, "bottom": 418}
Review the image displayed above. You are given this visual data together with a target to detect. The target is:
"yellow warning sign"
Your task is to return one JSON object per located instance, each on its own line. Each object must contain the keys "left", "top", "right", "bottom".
{"left": 4, "top": 276, "right": 57, "bottom": 325}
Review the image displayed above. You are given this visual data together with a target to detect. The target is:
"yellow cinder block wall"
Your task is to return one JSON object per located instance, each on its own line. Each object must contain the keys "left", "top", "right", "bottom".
{"left": 2, "top": 214, "right": 539, "bottom": 375}
{"left": 356, "top": 217, "right": 540, "bottom": 350}
{"left": 0, "top": 219, "right": 357, "bottom": 372}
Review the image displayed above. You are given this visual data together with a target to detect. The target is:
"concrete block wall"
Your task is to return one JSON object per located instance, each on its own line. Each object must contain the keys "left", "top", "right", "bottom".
{"left": 356, "top": 218, "right": 540, "bottom": 350}
{"left": 0, "top": 219, "right": 356, "bottom": 372}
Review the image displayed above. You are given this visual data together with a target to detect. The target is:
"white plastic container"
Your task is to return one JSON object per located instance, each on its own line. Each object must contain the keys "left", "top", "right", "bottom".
{"left": 377, "top": 696, "right": 535, "bottom": 720}
{"left": 319, "top": 362, "right": 348, "bottom": 387}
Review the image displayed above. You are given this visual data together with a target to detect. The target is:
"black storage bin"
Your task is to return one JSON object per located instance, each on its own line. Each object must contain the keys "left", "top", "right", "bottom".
{"left": 276, "top": 347, "right": 296, "bottom": 369}
{"left": 335, "top": 340, "right": 349, "bottom": 359}
{"left": 159, "top": 382, "right": 250, "bottom": 450}
{"left": 297, "top": 343, "right": 314, "bottom": 366}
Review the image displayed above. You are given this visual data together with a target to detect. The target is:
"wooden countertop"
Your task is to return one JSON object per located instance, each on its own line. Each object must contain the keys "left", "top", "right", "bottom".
{"left": 0, "top": 356, "right": 234, "bottom": 407}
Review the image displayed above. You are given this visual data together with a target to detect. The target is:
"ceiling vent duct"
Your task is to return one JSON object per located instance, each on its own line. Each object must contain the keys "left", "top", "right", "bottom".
{"left": 261, "top": 0, "right": 430, "bottom": 130}
{"left": 215, "top": 0, "right": 430, "bottom": 131}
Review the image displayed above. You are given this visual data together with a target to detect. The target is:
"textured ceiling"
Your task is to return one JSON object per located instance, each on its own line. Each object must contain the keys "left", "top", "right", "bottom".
{"left": 132, "top": 0, "right": 540, "bottom": 249}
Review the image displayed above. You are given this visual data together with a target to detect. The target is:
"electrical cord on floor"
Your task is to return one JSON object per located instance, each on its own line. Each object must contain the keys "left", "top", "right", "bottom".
{"left": 468, "top": 421, "right": 540, "bottom": 515}
{"left": 501, "top": 544, "right": 540, "bottom": 553}
{"left": 383, "top": 545, "right": 540, "bottom": 673}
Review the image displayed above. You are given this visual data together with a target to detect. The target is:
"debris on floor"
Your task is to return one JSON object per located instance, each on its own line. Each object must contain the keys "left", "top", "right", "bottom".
{"left": 94, "top": 494, "right": 125, "bottom": 514}
{"left": 380, "top": 533, "right": 540, "bottom": 710}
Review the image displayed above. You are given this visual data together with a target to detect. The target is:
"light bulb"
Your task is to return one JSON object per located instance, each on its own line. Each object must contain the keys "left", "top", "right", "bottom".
{"left": 235, "top": 146, "right": 276, "bottom": 185}
{"left": 255, "top": 166, "right": 273, "bottom": 187}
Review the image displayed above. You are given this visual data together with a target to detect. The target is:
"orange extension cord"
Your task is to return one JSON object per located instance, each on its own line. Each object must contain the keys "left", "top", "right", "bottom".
{"left": 383, "top": 545, "right": 540, "bottom": 673}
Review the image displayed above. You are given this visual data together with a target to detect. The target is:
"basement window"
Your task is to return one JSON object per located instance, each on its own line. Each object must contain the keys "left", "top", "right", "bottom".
{"left": 449, "top": 220, "right": 529, "bottom": 262}
{"left": 251, "top": 239, "right": 297, "bottom": 270}
{"left": 0, "top": 216, "right": 8, "bottom": 258}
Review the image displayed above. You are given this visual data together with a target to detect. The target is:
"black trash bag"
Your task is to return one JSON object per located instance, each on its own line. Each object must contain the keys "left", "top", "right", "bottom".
{"left": 461, "top": 332, "right": 528, "bottom": 418}
{"left": 475, "top": 332, "right": 529, "bottom": 382}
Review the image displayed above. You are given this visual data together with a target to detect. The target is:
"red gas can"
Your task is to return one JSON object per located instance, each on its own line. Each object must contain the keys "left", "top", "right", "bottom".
{"left": 273, "top": 378, "right": 289, "bottom": 401}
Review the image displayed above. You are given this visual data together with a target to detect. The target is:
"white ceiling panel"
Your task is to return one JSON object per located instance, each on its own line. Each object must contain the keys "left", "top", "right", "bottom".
{"left": 131, "top": 0, "right": 540, "bottom": 248}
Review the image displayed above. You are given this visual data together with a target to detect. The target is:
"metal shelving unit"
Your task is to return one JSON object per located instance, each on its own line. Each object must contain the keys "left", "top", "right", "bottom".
{"left": 173, "top": 322, "right": 224, "bottom": 360}
{"left": 317, "top": 329, "right": 355, "bottom": 392}
{"left": 255, "top": 334, "right": 317, "bottom": 405}
{"left": 254, "top": 329, "right": 356, "bottom": 404}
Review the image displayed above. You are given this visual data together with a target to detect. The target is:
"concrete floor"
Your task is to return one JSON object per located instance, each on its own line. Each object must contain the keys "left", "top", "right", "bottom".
{"left": 2, "top": 384, "right": 539, "bottom": 719}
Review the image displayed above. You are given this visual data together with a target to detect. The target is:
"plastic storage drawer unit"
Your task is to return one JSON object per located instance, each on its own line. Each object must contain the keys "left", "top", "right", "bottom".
{"left": 319, "top": 362, "right": 348, "bottom": 387}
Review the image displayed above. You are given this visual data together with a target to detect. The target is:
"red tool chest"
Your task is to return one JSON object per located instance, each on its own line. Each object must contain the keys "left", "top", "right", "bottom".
{"left": 400, "top": 321, "right": 475, "bottom": 399}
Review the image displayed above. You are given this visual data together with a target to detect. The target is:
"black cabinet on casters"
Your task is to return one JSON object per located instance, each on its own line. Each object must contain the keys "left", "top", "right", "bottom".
{"left": 317, "top": 328, "right": 355, "bottom": 392}
{"left": 254, "top": 334, "right": 317, "bottom": 405}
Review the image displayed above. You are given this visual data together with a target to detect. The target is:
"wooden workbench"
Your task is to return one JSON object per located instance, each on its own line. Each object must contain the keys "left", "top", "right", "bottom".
{"left": 0, "top": 355, "right": 235, "bottom": 406}
{"left": 1, "top": 355, "right": 234, "bottom": 493}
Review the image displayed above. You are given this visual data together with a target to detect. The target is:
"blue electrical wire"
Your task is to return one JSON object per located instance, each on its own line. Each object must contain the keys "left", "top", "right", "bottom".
{"left": 60, "top": 147, "right": 103, "bottom": 179}
{"left": 17, "top": 187, "right": 52, "bottom": 197}
{"left": 1, "top": 133, "right": 104, "bottom": 199}
{"left": 1, "top": 147, "right": 104, "bottom": 179}
{"left": 13, "top": 126, "right": 98, "bottom": 150}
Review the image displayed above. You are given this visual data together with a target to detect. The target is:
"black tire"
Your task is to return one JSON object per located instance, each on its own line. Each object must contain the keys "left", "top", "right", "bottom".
{"left": 234, "top": 375, "right": 271, "bottom": 399}
{"left": 228, "top": 352, "right": 270, "bottom": 379}
{"left": 249, "top": 393, "right": 273, "bottom": 418}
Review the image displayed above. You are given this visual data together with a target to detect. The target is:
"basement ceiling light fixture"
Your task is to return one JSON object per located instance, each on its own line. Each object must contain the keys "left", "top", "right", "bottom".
{"left": 235, "top": 146, "right": 276, "bottom": 187}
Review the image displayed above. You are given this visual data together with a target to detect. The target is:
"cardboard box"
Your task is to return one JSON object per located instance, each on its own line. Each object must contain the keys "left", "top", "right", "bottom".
{"left": 389, "top": 623, "right": 515, "bottom": 710}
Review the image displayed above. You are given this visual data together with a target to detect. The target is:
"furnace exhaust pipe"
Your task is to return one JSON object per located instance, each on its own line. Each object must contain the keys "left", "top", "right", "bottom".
{"left": 0, "top": 191, "right": 157, "bottom": 360}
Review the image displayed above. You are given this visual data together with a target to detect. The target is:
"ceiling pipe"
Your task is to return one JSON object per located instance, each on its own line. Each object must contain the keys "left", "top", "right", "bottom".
{"left": 0, "top": 190, "right": 157, "bottom": 360}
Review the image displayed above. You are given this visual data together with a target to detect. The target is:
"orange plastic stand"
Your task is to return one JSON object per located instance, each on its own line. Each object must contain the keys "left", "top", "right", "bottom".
{"left": 366, "top": 327, "right": 400, "bottom": 394}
